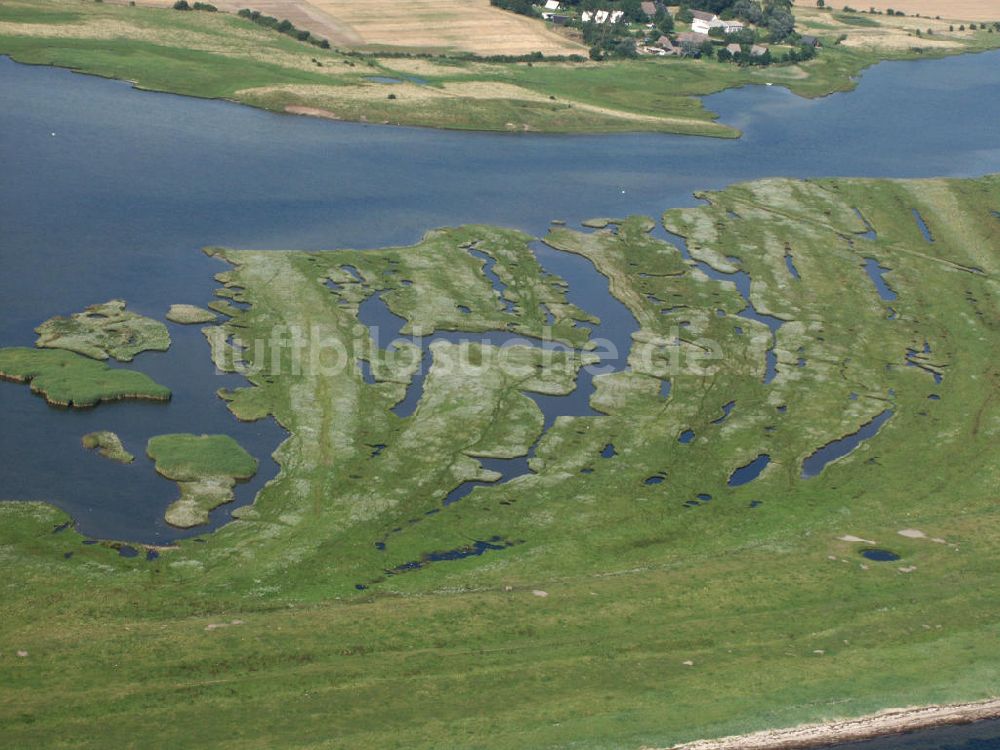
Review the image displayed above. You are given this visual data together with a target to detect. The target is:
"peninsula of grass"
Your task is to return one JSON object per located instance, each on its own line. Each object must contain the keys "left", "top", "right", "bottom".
{"left": 147, "top": 433, "right": 258, "bottom": 528}
{"left": 0, "top": 347, "right": 171, "bottom": 407}
{"left": 35, "top": 299, "right": 170, "bottom": 361}
{"left": 1, "top": 175, "right": 999, "bottom": 748}
{"left": 81, "top": 431, "right": 134, "bottom": 464}
{"left": 2, "top": 0, "right": 998, "bottom": 135}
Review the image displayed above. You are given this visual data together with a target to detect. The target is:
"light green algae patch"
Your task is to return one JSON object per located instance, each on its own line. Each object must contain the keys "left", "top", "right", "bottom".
{"left": 0, "top": 347, "right": 171, "bottom": 407}
{"left": 147, "top": 433, "right": 258, "bottom": 528}
{"left": 166, "top": 304, "right": 217, "bottom": 325}
{"left": 35, "top": 299, "right": 170, "bottom": 361}
{"left": 81, "top": 431, "right": 133, "bottom": 464}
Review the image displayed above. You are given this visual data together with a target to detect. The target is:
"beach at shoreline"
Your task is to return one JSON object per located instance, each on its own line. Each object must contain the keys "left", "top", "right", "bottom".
{"left": 665, "top": 699, "right": 1000, "bottom": 750}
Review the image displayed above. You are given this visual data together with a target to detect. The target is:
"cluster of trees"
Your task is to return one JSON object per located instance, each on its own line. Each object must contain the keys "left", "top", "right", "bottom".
{"left": 717, "top": 45, "right": 771, "bottom": 64}
{"left": 579, "top": 17, "right": 640, "bottom": 60}
{"left": 172, "top": 1, "right": 218, "bottom": 10}
{"left": 577, "top": 1, "right": 676, "bottom": 59}
{"left": 951, "top": 22, "right": 1000, "bottom": 31}
{"left": 342, "top": 48, "right": 588, "bottom": 64}
{"left": 716, "top": 39, "right": 814, "bottom": 66}
{"left": 236, "top": 8, "right": 331, "bottom": 48}
{"left": 488, "top": 0, "right": 536, "bottom": 18}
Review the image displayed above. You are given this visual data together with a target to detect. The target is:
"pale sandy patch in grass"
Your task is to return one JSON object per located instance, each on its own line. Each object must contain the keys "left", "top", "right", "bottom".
{"left": 839, "top": 29, "right": 963, "bottom": 50}
{"left": 796, "top": 5, "right": 984, "bottom": 47}
{"left": 246, "top": 80, "right": 725, "bottom": 129}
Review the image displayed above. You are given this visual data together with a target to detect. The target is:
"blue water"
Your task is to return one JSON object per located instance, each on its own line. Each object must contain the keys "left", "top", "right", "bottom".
{"left": 864, "top": 257, "right": 898, "bottom": 301}
{"left": 861, "top": 548, "right": 901, "bottom": 562}
{"left": 712, "top": 400, "right": 736, "bottom": 424}
{"left": 854, "top": 208, "right": 878, "bottom": 240}
{"left": 784, "top": 252, "right": 801, "bottom": 279}
{"left": 469, "top": 247, "right": 517, "bottom": 314}
{"left": 823, "top": 718, "right": 1000, "bottom": 750}
{"left": 912, "top": 208, "right": 935, "bottom": 242}
{"left": 1, "top": 49, "right": 1000, "bottom": 547}
{"left": 801, "top": 409, "right": 894, "bottom": 479}
{"left": 727, "top": 454, "right": 771, "bottom": 487}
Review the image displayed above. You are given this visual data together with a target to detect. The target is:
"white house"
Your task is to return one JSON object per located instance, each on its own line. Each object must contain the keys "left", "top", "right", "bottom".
{"left": 691, "top": 11, "right": 745, "bottom": 35}
{"left": 690, "top": 10, "right": 720, "bottom": 34}
{"left": 581, "top": 9, "right": 625, "bottom": 24}
{"left": 544, "top": 0, "right": 561, "bottom": 11}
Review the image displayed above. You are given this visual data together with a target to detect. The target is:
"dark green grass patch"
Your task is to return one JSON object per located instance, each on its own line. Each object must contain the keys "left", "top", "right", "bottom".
{"left": 147, "top": 433, "right": 258, "bottom": 482}
{"left": 0, "top": 347, "right": 171, "bottom": 406}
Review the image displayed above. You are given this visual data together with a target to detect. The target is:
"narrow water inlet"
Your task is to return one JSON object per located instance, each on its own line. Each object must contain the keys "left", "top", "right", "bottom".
{"left": 853, "top": 208, "right": 877, "bottom": 240}
{"left": 911, "top": 208, "right": 934, "bottom": 242}
{"left": 712, "top": 400, "right": 736, "bottom": 424}
{"left": 784, "top": 252, "right": 801, "bottom": 279}
{"left": 862, "top": 258, "right": 898, "bottom": 302}
{"left": 469, "top": 247, "right": 517, "bottom": 314}
{"left": 801, "top": 409, "right": 894, "bottom": 478}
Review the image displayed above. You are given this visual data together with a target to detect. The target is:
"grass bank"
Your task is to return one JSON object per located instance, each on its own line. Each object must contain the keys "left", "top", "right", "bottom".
{"left": 2, "top": 0, "right": 998, "bottom": 135}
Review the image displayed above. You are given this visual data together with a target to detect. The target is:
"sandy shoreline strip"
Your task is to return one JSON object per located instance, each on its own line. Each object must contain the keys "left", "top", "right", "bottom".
{"left": 657, "top": 698, "right": 1000, "bottom": 750}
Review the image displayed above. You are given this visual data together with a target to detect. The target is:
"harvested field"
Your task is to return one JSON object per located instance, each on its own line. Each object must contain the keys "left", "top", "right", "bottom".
{"left": 273, "top": 0, "right": 585, "bottom": 54}
{"left": 132, "top": 0, "right": 585, "bottom": 54}
{"left": 795, "top": 0, "right": 1000, "bottom": 22}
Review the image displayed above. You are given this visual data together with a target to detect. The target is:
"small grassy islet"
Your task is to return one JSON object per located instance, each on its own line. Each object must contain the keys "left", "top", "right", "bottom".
{"left": 0, "top": 347, "right": 171, "bottom": 407}
{"left": 166, "top": 303, "right": 218, "bottom": 324}
{"left": 81, "top": 431, "right": 134, "bottom": 464}
{"left": 34, "top": 299, "right": 170, "bottom": 362}
{"left": 147, "top": 433, "right": 259, "bottom": 528}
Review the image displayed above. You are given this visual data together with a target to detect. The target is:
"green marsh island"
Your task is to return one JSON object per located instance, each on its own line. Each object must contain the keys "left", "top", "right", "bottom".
{"left": 2, "top": 175, "right": 999, "bottom": 748}
{"left": 0, "top": 299, "right": 172, "bottom": 407}
{"left": 147, "top": 433, "right": 259, "bottom": 528}
{"left": 35, "top": 299, "right": 171, "bottom": 361}
{"left": 166, "top": 303, "right": 218, "bottom": 325}
{"left": 0, "top": 347, "right": 171, "bottom": 407}
{"left": 81, "top": 431, "right": 135, "bottom": 464}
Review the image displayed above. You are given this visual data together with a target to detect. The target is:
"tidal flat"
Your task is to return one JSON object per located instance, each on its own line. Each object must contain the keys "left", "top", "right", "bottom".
{"left": 1, "top": 173, "right": 998, "bottom": 748}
